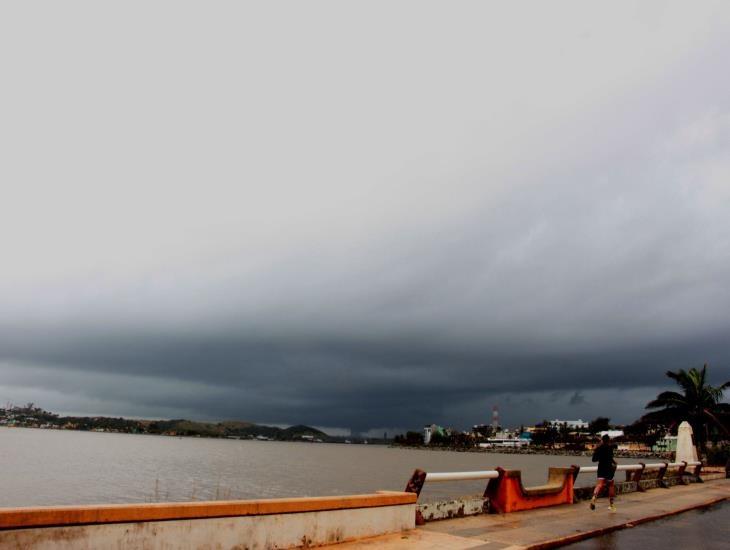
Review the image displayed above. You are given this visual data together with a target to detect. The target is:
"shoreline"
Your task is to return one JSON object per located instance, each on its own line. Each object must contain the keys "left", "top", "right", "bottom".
{"left": 0, "top": 426, "right": 670, "bottom": 459}
{"left": 390, "top": 444, "right": 670, "bottom": 460}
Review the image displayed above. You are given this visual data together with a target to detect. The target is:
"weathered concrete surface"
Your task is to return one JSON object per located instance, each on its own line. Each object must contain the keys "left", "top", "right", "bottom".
{"left": 336, "top": 478, "right": 730, "bottom": 549}
{"left": 0, "top": 493, "right": 417, "bottom": 550}
{"left": 0, "top": 504, "right": 416, "bottom": 550}
{"left": 0, "top": 492, "right": 416, "bottom": 529}
{"left": 418, "top": 497, "right": 487, "bottom": 522}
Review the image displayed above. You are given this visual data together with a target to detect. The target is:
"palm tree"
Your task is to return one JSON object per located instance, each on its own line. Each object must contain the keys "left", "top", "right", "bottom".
{"left": 644, "top": 364, "right": 730, "bottom": 454}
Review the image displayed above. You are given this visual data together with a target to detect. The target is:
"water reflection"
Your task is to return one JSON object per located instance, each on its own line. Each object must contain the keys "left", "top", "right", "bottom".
{"left": 566, "top": 501, "right": 730, "bottom": 549}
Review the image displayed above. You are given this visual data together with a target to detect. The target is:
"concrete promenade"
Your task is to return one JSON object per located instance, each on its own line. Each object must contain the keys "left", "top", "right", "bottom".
{"left": 337, "top": 478, "right": 730, "bottom": 549}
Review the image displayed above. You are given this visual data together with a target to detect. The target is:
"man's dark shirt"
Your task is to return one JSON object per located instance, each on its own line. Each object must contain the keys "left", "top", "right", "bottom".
{"left": 592, "top": 443, "right": 616, "bottom": 479}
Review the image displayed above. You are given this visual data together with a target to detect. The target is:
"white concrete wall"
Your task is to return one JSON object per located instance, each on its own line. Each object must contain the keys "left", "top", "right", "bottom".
{"left": 0, "top": 504, "right": 415, "bottom": 550}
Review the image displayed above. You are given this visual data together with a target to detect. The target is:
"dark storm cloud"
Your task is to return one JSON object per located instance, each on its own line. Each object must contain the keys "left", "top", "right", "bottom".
{"left": 2, "top": 3, "right": 730, "bottom": 432}
{"left": 569, "top": 392, "right": 586, "bottom": 407}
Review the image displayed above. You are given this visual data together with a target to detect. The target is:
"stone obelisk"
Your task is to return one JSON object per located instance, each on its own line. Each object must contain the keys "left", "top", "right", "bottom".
{"left": 675, "top": 420, "right": 699, "bottom": 463}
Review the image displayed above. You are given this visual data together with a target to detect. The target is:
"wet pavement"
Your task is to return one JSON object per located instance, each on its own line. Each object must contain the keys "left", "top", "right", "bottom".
{"left": 337, "top": 478, "right": 730, "bottom": 549}
{"left": 566, "top": 499, "right": 730, "bottom": 550}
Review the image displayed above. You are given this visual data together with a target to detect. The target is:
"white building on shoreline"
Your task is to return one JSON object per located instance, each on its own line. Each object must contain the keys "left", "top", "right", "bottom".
{"left": 548, "top": 419, "right": 588, "bottom": 430}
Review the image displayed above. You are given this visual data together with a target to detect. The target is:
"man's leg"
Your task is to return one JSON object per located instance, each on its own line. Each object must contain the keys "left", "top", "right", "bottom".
{"left": 608, "top": 480, "right": 616, "bottom": 511}
{"left": 590, "top": 479, "right": 605, "bottom": 510}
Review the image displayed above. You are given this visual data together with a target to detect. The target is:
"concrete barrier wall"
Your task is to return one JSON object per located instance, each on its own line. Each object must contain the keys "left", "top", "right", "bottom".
{"left": 418, "top": 497, "right": 487, "bottom": 522}
{"left": 0, "top": 493, "right": 416, "bottom": 550}
{"left": 412, "top": 463, "right": 713, "bottom": 521}
{"left": 573, "top": 471, "right": 722, "bottom": 500}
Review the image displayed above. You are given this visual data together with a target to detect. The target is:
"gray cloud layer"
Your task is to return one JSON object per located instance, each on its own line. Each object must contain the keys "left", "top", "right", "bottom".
{"left": 1, "top": 2, "right": 729, "bottom": 432}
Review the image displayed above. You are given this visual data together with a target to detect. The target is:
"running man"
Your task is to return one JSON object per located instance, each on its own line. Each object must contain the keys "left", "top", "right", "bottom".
{"left": 590, "top": 434, "right": 617, "bottom": 511}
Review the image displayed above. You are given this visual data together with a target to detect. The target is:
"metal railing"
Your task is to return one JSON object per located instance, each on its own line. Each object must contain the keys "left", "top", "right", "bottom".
{"left": 425, "top": 470, "right": 500, "bottom": 482}
{"left": 407, "top": 461, "right": 703, "bottom": 498}
{"left": 574, "top": 460, "right": 703, "bottom": 493}
{"left": 422, "top": 462, "right": 702, "bottom": 481}
{"left": 575, "top": 460, "right": 701, "bottom": 475}
{"left": 405, "top": 468, "right": 501, "bottom": 497}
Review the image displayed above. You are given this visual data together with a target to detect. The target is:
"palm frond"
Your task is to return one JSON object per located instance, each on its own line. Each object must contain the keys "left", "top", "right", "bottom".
{"left": 666, "top": 369, "right": 697, "bottom": 397}
{"left": 705, "top": 386, "right": 723, "bottom": 404}
{"left": 645, "top": 391, "right": 688, "bottom": 409}
{"left": 649, "top": 364, "right": 728, "bottom": 447}
{"left": 640, "top": 409, "right": 678, "bottom": 423}
{"left": 702, "top": 408, "right": 730, "bottom": 435}
{"left": 700, "top": 363, "right": 708, "bottom": 388}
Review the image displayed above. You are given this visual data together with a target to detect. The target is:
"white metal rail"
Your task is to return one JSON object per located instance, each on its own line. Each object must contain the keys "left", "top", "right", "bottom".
{"left": 576, "top": 461, "right": 701, "bottom": 475}
{"left": 407, "top": 462, "right": 703, "bottom": 503}
{"left": 425, "top": 470, "right": 500, "bottom": 482}
{"left": 421, "top": 461, "right": 701, "bottom": 480}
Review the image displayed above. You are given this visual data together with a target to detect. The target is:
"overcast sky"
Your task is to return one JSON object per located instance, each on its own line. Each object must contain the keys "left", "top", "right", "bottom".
{"left": 1, "top": 2, "right": 729, "bottom": 435}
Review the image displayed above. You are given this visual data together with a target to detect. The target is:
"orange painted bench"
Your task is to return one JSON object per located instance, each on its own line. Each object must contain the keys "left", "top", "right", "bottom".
{"left": 485, "top": 466, "right": 575, "bottom": 513}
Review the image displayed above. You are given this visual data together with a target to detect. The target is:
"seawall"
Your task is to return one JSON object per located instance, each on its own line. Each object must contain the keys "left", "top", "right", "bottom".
{"left": 0, "top": 493, "right": 416, "bottom": 549}
{"left": 0, "top": 463, "right": 726, "bottom": 549}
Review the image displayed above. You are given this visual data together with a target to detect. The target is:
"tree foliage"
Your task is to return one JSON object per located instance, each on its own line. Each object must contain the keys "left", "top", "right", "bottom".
{"left": 644, "top": 364, "right": 730, "bottom": 452}
{"left": 588, "top": 417, "right": 611, "bottom": 434}
{"left": 394, "top": 431, "right": 424, "bottom": 445}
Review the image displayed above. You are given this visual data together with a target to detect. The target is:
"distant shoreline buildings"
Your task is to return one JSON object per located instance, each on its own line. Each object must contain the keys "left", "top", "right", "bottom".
{"left": 417, "top": 410, "right": 678, "bottom": 455}
{"left": 548, "top": 419, "right": 588, "bottom": 430}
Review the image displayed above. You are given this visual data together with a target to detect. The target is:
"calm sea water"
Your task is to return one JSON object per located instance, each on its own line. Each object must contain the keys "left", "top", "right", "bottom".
{"left": 2, "top": 427, "right": 608, "bottom": 507}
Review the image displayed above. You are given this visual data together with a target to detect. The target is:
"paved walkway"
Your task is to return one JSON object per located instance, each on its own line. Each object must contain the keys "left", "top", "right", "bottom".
{"left": 337, "top": 479, "right": 730, "bottom": 549}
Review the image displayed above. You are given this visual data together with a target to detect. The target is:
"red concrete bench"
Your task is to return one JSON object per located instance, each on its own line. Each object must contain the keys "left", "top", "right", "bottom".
{"left": 486, "top": 467, "right": 576, "bottom": 513}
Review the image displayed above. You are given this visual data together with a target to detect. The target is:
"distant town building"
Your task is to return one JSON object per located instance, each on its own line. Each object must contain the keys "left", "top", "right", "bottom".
{"left": 598, "top": 430, "right": 624, "bottom": 439}
{"left": 479, "top": 434, "right": 530, "bottom": 448}
{"left": 616, "top": 441, "right": 652, "bottom": 452}
{"left": 472, "top": 424, "right": 494, "bottom": 437}
{"left": 652, "top": 434, "right": 678, "bottom": 453}
{"left": 549, "top": 419, "right": 588, "bottom": 430}
{"left": 423, "top": 424, "right": 447, "bottom": 445}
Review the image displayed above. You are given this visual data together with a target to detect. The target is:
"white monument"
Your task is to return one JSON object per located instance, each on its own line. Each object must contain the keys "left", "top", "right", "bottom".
{"left": 675, "top": 420, "right": 699, "bottom": 463}
{"left": 423, "top": 425, "right": 433, "bottom": 445}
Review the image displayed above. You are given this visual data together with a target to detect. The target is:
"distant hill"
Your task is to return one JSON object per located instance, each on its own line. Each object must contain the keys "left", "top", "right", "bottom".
{"left": 143, "top": 418, "right": 328, "bottom": 440}
{"left": 0, "top": 404, "right": 330, "bottom": 441}
{"left": 282, "top": 424, "right": 327, "bottom": 437}
{"left": 219, "top": 422, "right": 328, "bottom": 440}
{"left": 218, "top": 420, "right": 255, "bottom": 430}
